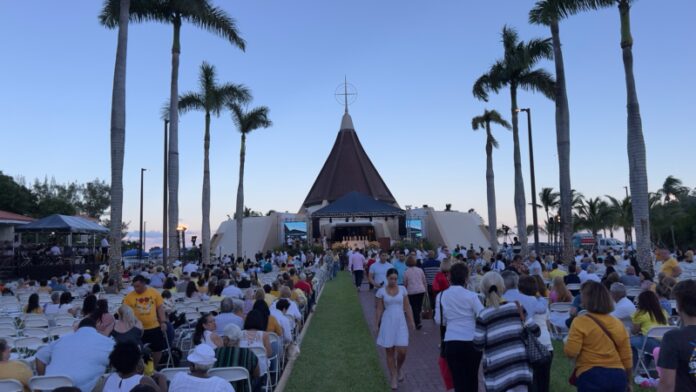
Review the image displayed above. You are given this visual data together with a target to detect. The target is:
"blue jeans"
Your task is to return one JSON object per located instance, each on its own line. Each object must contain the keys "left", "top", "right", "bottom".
{"left": 577, "top": 367, "right": 627, "bottom": 392}
{"left": 630, "top": 335, "right": 660, "bottom": 369}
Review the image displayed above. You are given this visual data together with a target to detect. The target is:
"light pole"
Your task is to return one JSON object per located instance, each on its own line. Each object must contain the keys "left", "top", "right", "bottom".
{"left": 518, "top": 108, "right": 540, "bottom": 256}
{"left": 162, "top": 118, "right": 169, "bottom": 268}
{"left": 138, "top": 168, "right": 146, "bottom": 261}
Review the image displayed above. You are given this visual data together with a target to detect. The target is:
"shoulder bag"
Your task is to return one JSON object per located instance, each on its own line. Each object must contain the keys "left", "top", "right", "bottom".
{"left": 568, "top": 314, "right": 621, "bottom": 385}
{"left": 515, "top": 301, "right": 552, "bottom": 365}
{"left": 438, "top": 290, "right": 447, "bottom": 357}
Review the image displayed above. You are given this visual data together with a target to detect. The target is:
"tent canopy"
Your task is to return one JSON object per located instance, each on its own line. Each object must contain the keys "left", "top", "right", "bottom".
{"left": 15, "top": 214, "right": 108, "bottom": 234}
{"left": 312, "top": 191, "right": 404, "bottom": 218}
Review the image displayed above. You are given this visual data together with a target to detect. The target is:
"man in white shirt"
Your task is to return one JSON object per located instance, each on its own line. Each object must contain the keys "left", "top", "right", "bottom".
{"left": 49, "top": 245, "right": 61, "bottom": 256}
{"left": 578, "top": 264, "right": 601, "bottom": 283}
{"left": 170, "top": 344, "right": 233, "bottom": 392}
{"left": 610, "top": 283, "right": 636, "bottom": 329}
{"left": 35, "top": 318, "right": 114, "bottom": 392}
{"left": 271, "top": 299, "right": 294, "bottom": 343}
{"left": 274, "top": 286, "right": 302, "bottom": 323}
{"left": 221, "top": 280, "right": 243, "bottom": 299}
{"left": 528, "top": 252, "right": 543, "bottom": 277}
{"left": 215, "top": 298, "right": 244, "bottom": 334}
{"left": 183, "top": 261, "right": 198, "bottom": 275}
{"left": 368, "top": 251, "right": 394, "bottom": 289}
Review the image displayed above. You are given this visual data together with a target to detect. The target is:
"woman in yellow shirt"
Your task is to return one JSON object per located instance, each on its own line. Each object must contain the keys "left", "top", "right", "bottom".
{"left": 564, "top": 281, "right": 632, "bottom": 391}
{"left": 24, "top": 293, "right": 43, "bottom": 314}
{"left": 630, "top": 290, "right": 669, "bottom": 368}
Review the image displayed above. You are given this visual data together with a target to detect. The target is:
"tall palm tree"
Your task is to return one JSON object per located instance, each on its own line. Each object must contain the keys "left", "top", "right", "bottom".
{"left": 100, "top": 0, "right": 246, "bottom": 270}
{"left": 529, "top": 0, "right": 601, "bottom": 263}
{"left": 606, "top": 195, "right": 632, "bottom": 244}
{"left": 228, "top": 103, "right": 272, "bottom": 260}
{"left": 577, "top": 0, "right": 650, "bottom": 270}
{"left": 178, "top": 62, "right": 250, "bottom": 266}
{"left": 472, "top": 109, "right": 511, "bottom": 253}
{"left": 473, "top": 26, "right": 556, "bottom": 256}
{"left": 99, "top": 0, "right": 131, "bottom": 287}
{"left": 661, "top": 175, "right": 688, "bottom": 202}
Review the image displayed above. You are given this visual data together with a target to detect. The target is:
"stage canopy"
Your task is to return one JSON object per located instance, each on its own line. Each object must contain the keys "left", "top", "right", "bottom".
{"left": 311, "top": 191, "right": 404, "bottom": 218}
{"left": 15, "top": 214, "right": 108, "bottom": 234}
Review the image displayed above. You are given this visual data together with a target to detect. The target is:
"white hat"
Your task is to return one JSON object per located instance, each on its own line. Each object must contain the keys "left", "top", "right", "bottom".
{"left": 173, "top": 260, "right": 182, "bottom": 266}
{"left": 187, "top": 344, "right": 216, "bottom": 366}
{"left": 220, "top": 323, "right": 243, "bottom": 341}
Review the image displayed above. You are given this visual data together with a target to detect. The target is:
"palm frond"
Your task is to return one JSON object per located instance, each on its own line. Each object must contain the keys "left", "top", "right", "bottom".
{"left": 486, "top": 109, "right": 512, "bottom": 129}
{"left": 221, "top": 83, "right": 252, "bottom": 105}
{"left": 529, "top": 0, "right": 615, "bottom": 25}
{"left": 518, "top": 69, "right": 556, "bottom": 100}
{"left": 473, "top": 62, "right": 506, "bottom": 101}
{"left": 185, "top": 2, "right": 246, "bottom": 50}
{"left": 501, "top": 25, "right": 520, "bottom": 54}
{"left": 177, "top": 92, "right": 204, "bottom": 114}
{"left": 471, "top": 115, "right": 485, "bottom": 131}
{"left": 489, "top": 134, "right": 500, "bottom": 149}
{"left": 160, "top": 100, "right": 171, "bottom": 121}
{"left": 525, "top": 37, "right": 554, "bottom": 63}
{"left": 99, "top": 0, "right": 172, "bottom": 28}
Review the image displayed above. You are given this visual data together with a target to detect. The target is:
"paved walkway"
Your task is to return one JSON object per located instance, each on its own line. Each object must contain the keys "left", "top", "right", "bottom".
{"left": 358, "top": 284, "right": 445, "bottom": 392}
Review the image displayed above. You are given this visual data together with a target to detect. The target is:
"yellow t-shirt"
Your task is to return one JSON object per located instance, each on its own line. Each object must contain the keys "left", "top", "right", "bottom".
{"left": 0, "top": 360, "right": 33, "bottom": 392}
{"left": 564, "top": 313, "right": 632, "bottom": 377}
{"left": 631, "top": 310, "right": 669, "bottom": 335}
{"left": 124, "top": 287, "right": 163, "bottom": 330}
{"left": 549, "top": 269, "right": 568, "bottom": 280}
{"left": 661, "top": 258, "right": 679, "bottom": 277}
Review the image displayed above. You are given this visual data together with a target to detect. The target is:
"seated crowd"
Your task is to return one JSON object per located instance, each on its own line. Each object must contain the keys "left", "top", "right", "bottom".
{"left": 0, "top": 250, "right": 328, "bottom": 392}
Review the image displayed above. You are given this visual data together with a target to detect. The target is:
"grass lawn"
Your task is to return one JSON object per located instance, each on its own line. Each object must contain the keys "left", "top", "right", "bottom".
{"left": 284, "top": 272, "right": 390, "bottom": 392}
{"left": 550, "top": 340, "right": 651, "bottom": 392}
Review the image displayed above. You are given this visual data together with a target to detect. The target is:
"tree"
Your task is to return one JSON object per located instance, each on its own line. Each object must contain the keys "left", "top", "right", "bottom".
{"left": 578, "top": 0, "right": 651, "bottom": 271}
{"left": 472, "top": 109, "right": 511, "bottom": 253}
{"left": 31, "top": 178, "right": 81, "bottom": 217}
{"left": 473, "top": 26, "right": 556, "bottom": 256}
{"left": 99, "top": 0, "right": 130, "bottom": 286}
{"left": 538, "top": 187, "right": 560, "bottom": 225}
{"left": 179, "top": 62, "right": 250, "bottom": 267}
{"left": 606, "top": 195, "right": 633, "bottom": 244}
{"left": 100, "top": 0, "right": 246, "bottom": 270}
{"left": 228, "top": 102, "right": 272, "bottom": 259}
{"left": 0, "top": 171, "right": 36, "bottom": 216}
{"left": 80, "top": 179, "right": 111, "bottom": 219}
{"left": 529, "top": 0, "right": 599, "bottom": 263}
{"left": 575, "top": 197, "right": 608, "bottom": 240}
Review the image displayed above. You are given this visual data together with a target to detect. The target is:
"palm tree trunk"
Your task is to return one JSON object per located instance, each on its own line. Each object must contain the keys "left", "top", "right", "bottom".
{"left": 510, "top": 85, "right": 528, "bottom": 255}
{"left": 167, "top": 17, "right": 181, "bottom": 271}
{"left": 235, "top": 133, "right": 246, "bottom": 259}
{"left": 619, "top": 1, "right": 651, "bottom": 272}
{"left": 201, "top": 112, "right": 211, "bottom": 266}
{"left": 108, "top": 0, "right": 129, "bottom": 287}
{"left": 485, "top": 122, "right": 498, "bottom": 253}
{"left": 550, "top": 20, "right": 574, "bottom": 264}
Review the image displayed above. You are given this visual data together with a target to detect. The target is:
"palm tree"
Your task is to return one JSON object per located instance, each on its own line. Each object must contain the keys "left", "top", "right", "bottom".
{"left": 178, "top": 62, "right": 250, "bottom": 267}
{"left": 472, "top": 109, "right": 511, "bottom": 253}
{"left": 577, "top": 0, "right": 650, "bottom": 270}
{"left": 538, "top": 187, "right": 560, "bottom": 225}
{"left": 661, "top": 175, "right": 688, "bottom": 202}
{"left": 529, "top": 0, "right": 601, "bottom": 263}
{"left": 575, "top": 197, "right": 608, "bottom": 241}
{"left": 100, "top": 0, "right": 246, "bottom": 270}
{"left": 99, "top": 0, "right": 130, "bottom": 287}
{"left": 606, "top": 195, "right": 633, "bottom": 244}
{"left": 228, "top": 102, "right": 272, "bottom": 260}
{"left": 473, "top": 26, "right": 556, "bottom": 256}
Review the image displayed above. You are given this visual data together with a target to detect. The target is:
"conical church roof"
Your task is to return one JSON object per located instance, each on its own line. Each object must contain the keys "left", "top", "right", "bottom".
{"left": 302, "top": 111, "right": 397, "bottom": 208}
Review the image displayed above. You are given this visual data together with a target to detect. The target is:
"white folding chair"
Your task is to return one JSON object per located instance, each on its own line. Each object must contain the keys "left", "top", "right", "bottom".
{"left": 48, "top": 326, "right": 75, "bottom": 340}
{"left": 198, "top": 304, "right": 218, "bottom": 313}
{"left": 53, "top": 317, "right": 76, "bottom": 327}
{"left": 21, "top": 328, "right": 49, "bottom": 340}
{"left": 626, "top": 288, "right": 642, "bottom": 301}
{"left": 23, "top": 318, "right": 49, "bottom": 329}
{"left": 637, "top": 326, "right": 675, "bottom": 377}
{"left": 208, "top": 367, "right": 252, "bottom": 392}
{"left": 566, "top": 283, "right": 581, "bottom": 293}
{"left": 266, "top": 332, "right": 283, "bottom": 386}
{"left": 0, "top": 327, "right": 18, "bottom": 338}
{"left": 160, "top": 367, "right": 189, "bottom": 382}
{"left": 249, "top": 346, "right": 271, "bottom": 391}
{"left": 548, "top": 302, "right": 572, "bottom": 340}
{"left": 28, "top": 375, "right": 73, "bottom": 391}
{"left": 0, "top": 379, "right": 24, "bottom": 392}
{"left": 13, "top": 337, "right": 43, "bottom": 352}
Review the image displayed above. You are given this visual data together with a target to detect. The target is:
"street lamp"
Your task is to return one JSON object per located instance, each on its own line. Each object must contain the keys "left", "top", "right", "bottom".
{"left": 516, "top": 107, "right": 540, "bottom": 255}
{"left": 176, "top": 224, "right": 187, "bottom": 259}
{"left": 162, "top": 118, "right": 169, "bottom": 268}
{"left": 139, "top": 168, "right": 147, "bottom": 261}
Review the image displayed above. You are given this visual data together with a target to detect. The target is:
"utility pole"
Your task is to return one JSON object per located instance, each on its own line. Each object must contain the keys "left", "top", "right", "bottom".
{"left": 138, "top": 168, "right": 146, "bottom": 260}
{"left": 518, "top": 108, "right": 540, "bottom": 256}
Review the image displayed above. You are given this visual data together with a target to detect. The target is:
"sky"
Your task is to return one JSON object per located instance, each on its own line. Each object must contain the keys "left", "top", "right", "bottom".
{"left": 1, "top": 1, "right": 695, "bottom": 247}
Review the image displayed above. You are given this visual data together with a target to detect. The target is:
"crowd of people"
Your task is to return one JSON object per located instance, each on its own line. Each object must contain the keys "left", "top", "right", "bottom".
{"left": 0, "top": 250, "right": 330, "bottom": 392}
{"left": 348, "top": 242, "right": 696, "bottom": 392}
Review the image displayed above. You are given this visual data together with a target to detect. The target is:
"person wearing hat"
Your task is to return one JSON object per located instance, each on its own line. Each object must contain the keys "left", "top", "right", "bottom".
{"left": 169, "top": 344, "right": 233, "bottom": 392}
{"left": 215, "top": 324, "right": 261, "bottom": 391}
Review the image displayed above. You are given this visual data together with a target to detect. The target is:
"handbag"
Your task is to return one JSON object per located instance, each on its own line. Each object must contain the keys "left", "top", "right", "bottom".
{"left": 439, "top": 290, "right": 447, "bottom": 357}
{"left": 569, "top": 314, "right": 622, "bottom": 386}
{"left": 421, "top": 293, "right": 434, "bottom": 320}
{"left": 514, "top": 302, "right": 552, "bottom": 365}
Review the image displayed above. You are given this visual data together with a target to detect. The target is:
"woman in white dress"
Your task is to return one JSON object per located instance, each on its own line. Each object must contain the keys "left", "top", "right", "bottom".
{"left": 376, "top": 268, "right": 415, "bottom": 390}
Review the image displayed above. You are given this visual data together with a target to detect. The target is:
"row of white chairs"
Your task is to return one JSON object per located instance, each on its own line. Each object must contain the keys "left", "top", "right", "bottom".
{"left": 0, "top": 375, "right": 73, "bottom": 392}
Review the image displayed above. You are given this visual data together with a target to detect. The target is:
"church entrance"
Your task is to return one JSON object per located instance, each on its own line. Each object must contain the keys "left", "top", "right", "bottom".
{"left": 332, "top": 224, "right": 376, "bottom": 242}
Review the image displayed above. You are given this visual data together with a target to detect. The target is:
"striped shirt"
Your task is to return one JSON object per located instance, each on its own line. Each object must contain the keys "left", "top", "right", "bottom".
{"left": 421, "top": 258, "right": 440, "bottom": 285}
{"left": 214, "top": 347, "right": 258, "bottom": 392}
{"left": 473, "top": 302, "right": 533, "bottom": 392}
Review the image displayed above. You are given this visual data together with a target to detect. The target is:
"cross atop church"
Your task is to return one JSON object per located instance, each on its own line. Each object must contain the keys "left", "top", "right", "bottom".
{"left": 335, "top": 76, "right": 357, "bottom": 113}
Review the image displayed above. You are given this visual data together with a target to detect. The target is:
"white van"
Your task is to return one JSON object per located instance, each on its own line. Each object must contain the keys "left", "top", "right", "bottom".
{"left": 597, "top": 237, "right": 624, "bottom": 253}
